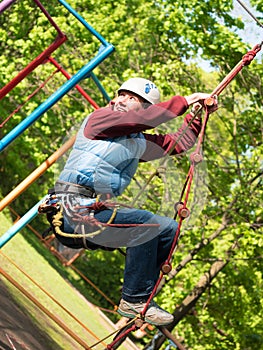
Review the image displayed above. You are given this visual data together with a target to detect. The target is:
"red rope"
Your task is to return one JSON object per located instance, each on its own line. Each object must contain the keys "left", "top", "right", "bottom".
{"left": 104, "top": 43, "right": 263, "bottom": 349}
{"left": 211, "top": 43, "right": 262, "bottom": 97}
{"left": 72, "top": 202, "right": 161, "bottom": 228}
{"left": 139, "top": 42, "right": 262, "bottom": 319}
{"left": 106, "top": 324, "right": 137, "bottom": 350}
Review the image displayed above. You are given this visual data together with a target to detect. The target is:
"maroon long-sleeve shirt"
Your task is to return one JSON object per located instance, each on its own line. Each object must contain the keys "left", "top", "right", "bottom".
{"left": 84, "top": 96, "right": 201, "bottom": 161}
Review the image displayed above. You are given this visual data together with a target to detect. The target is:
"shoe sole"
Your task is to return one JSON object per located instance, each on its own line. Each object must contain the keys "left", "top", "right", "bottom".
{"left": 117, "top": 308, "right": 173, "bottom": 326}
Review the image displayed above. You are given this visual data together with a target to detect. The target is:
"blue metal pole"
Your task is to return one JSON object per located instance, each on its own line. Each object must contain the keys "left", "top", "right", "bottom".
{"left": 0, "top": 0, "right": 115, "bottom": 246}
{"left": 0, "top": 199, "right": 43, "bottom": 248}
{"left": 58, "top": 0, "right": 109, "bottom": 46}
{"left": 0, "top": 43, "right": 114, "bottom": 153}
{"left": 90, "top": 72, "right": 111, "bottom": 102}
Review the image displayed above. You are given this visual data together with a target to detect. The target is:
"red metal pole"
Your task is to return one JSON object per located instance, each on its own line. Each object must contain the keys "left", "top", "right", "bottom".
{"left": 48, "top": 57, "right": 100, "bottom": 109}
{"left": 0, "top": 35, "right": 67, "bottom": 100}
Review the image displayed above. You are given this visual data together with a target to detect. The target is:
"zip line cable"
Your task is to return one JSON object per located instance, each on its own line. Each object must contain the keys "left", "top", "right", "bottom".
{"left": 236, "top": 0, "right": 263, "bottom": 29}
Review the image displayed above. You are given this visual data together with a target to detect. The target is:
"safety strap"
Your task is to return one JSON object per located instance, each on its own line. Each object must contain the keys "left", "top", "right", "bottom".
{"left": 49, "top": 180, "right": 97, "bottom": 198}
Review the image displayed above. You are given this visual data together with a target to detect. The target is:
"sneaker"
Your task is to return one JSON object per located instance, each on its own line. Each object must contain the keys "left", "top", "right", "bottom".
{"left": 117, "top": 299, "right": 174, "bottom": 326}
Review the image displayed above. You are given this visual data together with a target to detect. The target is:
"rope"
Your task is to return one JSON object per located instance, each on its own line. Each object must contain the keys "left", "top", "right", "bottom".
{"left": 51, "top": 203, "right": 160, "bottom": 239}
{"left": 0, "top": 68, "right": 60, "bottom": 128}
{"left": 210, "top": 43, "right": 262, "bottom": 98}
{"left": 130, "top": 112, "right": 199, "bottom": 207}
{"left": 135, "top": 41, "right": 262, "bottom": 322}
{"left": 131, "top": 40, "right": 263, "bottom": 208}
{"left": 52, "top": 205, "right": 117, "bottom": 238}
{"left": 89, "top": 318, "right": 137, "bottom": 349}
{"left": 106, "top": 324, "right": 138, "bottom": 350}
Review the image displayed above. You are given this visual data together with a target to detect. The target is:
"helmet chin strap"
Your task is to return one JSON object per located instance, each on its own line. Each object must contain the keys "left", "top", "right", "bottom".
{"left": 142, "top": 101, "right": 151, "bottom": 109}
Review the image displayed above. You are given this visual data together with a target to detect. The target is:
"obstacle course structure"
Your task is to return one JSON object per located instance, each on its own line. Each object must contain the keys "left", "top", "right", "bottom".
{"left": 0, "top": 1, "right": 127, "bottom": 348}
{"left": 0, "top": 0, "right": 114, "bottom": 246}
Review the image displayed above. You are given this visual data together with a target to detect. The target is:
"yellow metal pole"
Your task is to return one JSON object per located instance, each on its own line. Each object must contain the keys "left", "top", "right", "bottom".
{"left": 0, "top": 136, "right": 76, "bottom": 212}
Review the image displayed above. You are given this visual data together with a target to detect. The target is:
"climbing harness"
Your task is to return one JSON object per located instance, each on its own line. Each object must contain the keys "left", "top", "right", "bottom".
{"left": 39, "top": 180, "right": 114, "bottom": 248}
{"left": 38, "top": 181, "right": 118, "bottom": 240}
{"left": 38, "top": 180, "right": 160, "bottom": 248}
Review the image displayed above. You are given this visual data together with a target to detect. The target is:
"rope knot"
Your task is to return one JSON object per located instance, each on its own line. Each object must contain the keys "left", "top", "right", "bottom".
{"left": 242, "top": 47, "right": 257, "bottom": 66}
{"left": 89, "top": 201, "right": 108, "bottom": 211}
{"left": 73, "top": 213, "right": 102, "bottom": 227}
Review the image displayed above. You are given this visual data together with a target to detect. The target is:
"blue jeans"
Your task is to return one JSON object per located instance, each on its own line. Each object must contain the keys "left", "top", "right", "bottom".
{"left": 95, "top": 208, "right": 178, "bottom": 302}
{"left": 63, "top": 207, "right": 178, "bottom": 302}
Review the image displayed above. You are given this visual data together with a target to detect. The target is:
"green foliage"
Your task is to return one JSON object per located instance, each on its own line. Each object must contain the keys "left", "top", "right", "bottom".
{"left": 0, "top": 0, "right": 262, "bottom": 349}
{"left": 73, "top": 249, "right": 125, "bottom": 314}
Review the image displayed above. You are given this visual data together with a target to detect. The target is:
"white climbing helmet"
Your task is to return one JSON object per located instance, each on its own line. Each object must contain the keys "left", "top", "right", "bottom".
{"left": 118, "top": 77, "right": 160, "bottom": 104}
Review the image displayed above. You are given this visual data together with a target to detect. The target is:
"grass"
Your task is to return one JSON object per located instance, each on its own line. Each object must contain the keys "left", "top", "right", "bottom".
{"left": 0, "top": 209, "right": 135, "bottom": 350}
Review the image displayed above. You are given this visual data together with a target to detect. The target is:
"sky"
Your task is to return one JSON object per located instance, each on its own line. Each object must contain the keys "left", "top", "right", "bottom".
{"left": 232, "top": 0, "right": 263, "bottom": 48}
{"left": 197, "top": 0, "right": 263, "bottom": 71}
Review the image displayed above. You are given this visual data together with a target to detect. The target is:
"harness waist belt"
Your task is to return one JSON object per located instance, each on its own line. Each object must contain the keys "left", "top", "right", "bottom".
{"left": 49, "top": 180, "right": 96, "bottom": 198}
